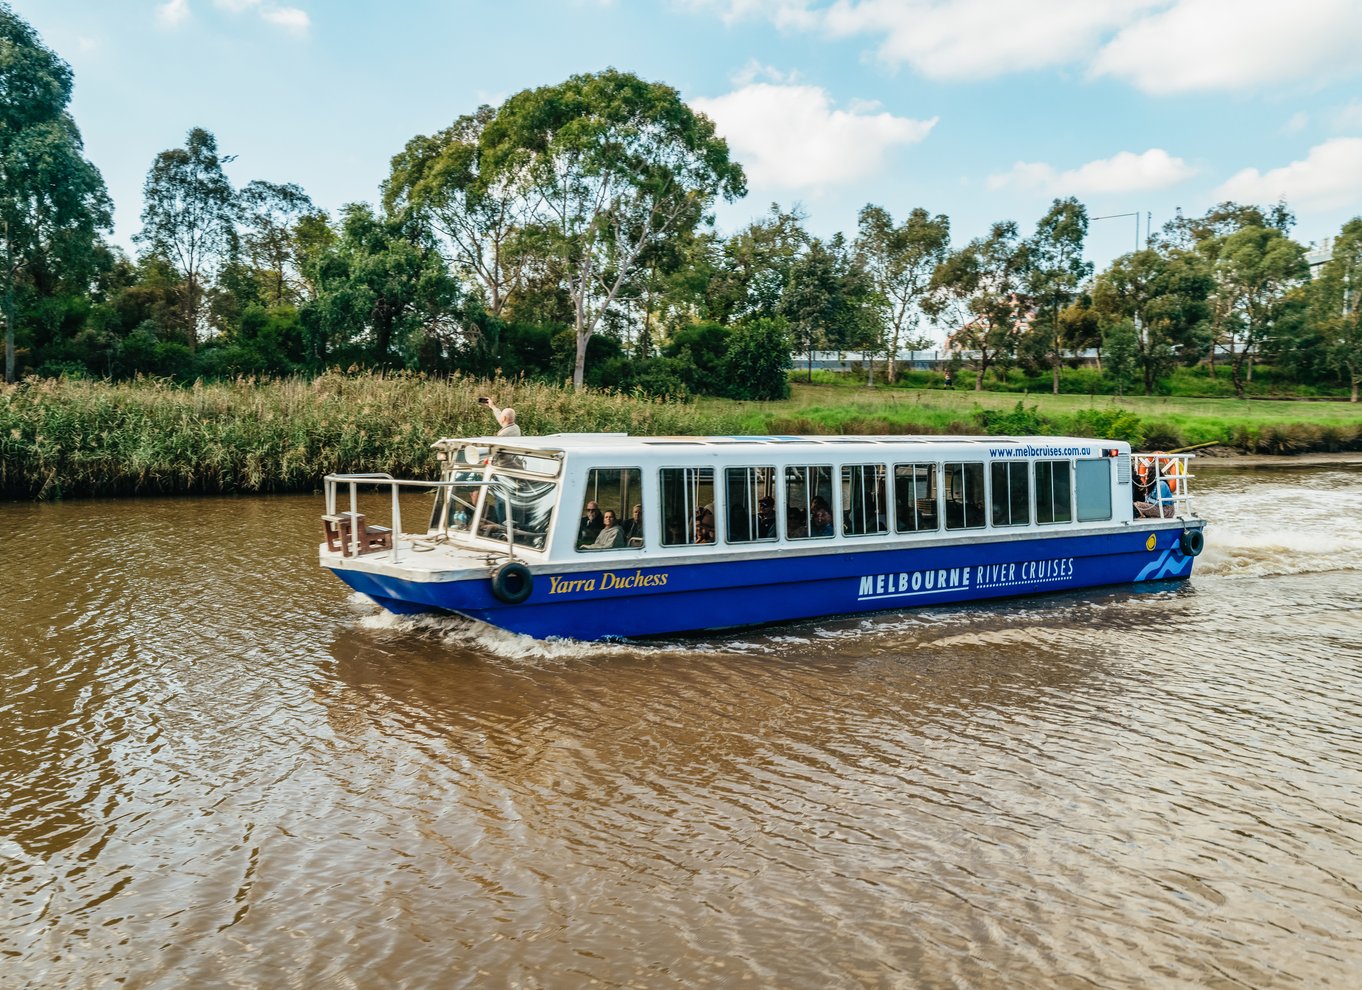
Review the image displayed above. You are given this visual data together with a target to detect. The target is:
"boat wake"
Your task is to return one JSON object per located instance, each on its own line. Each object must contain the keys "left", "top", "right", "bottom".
{"left": 1194, "top": 471, "right": 1362, "bottom": 579}
{"left": 351, "top": 596, "right": 656, "bottom": 661}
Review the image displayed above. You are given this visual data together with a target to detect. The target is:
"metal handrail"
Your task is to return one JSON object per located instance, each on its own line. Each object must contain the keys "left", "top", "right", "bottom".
{"left": 323, "top": 473, "right": 517, "bottom": 563}
{"left": 1132, "top": 452, "right": 1196, "bottom": 519}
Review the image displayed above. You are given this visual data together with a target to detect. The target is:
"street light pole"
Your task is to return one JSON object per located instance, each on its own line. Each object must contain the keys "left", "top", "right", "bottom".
{"left": 1091, "top": 211, "right": 1141, "bottom": 253}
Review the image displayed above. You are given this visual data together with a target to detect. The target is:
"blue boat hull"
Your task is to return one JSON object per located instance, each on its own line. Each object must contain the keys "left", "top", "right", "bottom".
{"left": 329, "top": 523, "right": 1204, "bottom": 640}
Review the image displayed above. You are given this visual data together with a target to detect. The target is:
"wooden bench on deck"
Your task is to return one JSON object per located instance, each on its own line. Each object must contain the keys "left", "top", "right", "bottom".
{"left": 322, "top": 512, "right": 393, "bottom": 557}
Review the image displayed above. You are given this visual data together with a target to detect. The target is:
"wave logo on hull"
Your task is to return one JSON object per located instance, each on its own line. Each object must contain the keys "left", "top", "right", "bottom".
{"left": 1136, "top": 549, "right": 1191, "bottom": 581}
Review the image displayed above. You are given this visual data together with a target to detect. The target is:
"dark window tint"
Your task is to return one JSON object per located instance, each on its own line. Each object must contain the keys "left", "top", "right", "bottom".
{"left": 785, "top": 464, "right": 834, "bottom": 540}
{"left": 660, "top": 467, "right": 716, "bottom": 545}
{"left": 726, "top": 466, "right": 777, "bottom": 543}
{"left": 894, "top": 463, "right": 939, "bottom": 533}
{"left": 1034, "top": 460, "right": 1072, "bottom": 525}
{"left": 944, "top": 462, "right": 986, "bottom": 530}
{"left": 841, "top": 464, "right": 889, "bottom": 536}
{"left": 990, "top": 461, "right": 1030, "bottom": 527}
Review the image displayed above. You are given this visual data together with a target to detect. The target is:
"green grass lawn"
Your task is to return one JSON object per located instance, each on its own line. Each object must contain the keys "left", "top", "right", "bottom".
{"left": 699, "top": 380, "right": 1362, "bottom": 452}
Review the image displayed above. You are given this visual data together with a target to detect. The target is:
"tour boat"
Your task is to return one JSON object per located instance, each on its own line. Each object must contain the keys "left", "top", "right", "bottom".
{"left": 319, "top": 434, "right": 1206, "bottom": 641}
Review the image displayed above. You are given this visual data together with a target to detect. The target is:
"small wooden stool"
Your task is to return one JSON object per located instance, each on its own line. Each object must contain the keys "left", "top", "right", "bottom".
{"left": 323, "top": 512, "right": 393, "bottom": 556}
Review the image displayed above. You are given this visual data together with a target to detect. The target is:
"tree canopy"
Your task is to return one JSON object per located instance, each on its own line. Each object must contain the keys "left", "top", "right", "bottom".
{"left": 1, "top": 2, "right": 111, "bottom": 381}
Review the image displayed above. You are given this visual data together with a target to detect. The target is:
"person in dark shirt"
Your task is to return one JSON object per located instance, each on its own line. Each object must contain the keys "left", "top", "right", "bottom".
{"left": 623, "top": 503, "right": 644, "bottom": 543}
{"left": 756, "top": 496, "right": 777, "bottom": 538}
{"left": 578, "top": 500, "right": 604, "bottom": 546}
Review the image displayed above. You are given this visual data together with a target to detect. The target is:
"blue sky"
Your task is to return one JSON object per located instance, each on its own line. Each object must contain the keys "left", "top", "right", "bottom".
{"left": 14, "top": 0, "right": 1362, "bottom": 272}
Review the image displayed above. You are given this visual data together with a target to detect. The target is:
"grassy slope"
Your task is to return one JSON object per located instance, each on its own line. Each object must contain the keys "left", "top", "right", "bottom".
{"left": 703, "top": 381, "right": 1362, "bottom": 449}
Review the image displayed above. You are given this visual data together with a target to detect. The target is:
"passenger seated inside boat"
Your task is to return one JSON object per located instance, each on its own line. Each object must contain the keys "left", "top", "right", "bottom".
{"left": 787, "top": 506, "right": 807, "bottom": 538}
{"left": 584, "top": 509, "right": 626, "bottom": 550}
{"left": 624, "top": 504, "right": 644, "bottom": 546}
{"left": 756, "top": 497, "right": 777, "bottom": 538}
{"left": 578, "top": 501, "right": 604, "bottom": 545}
{"left": 695, "top": 509, "right": 716, "bottom": 544}
{"left": 810, "top": 502, "right": 834, "bottom": 537}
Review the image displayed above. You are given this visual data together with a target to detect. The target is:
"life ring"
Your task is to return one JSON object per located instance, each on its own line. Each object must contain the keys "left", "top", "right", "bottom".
{"left": 490, "top": 561, "right": 533, "bottom": 604}
{"left": 1179, "top": 529, "right": 1204, "bottom": 557}
{"left": 1134, "top": 456, "right": 1153, "bottom": 487}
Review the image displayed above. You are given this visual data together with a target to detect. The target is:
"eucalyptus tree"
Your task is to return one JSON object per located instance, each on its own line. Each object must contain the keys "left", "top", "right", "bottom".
{"left": 927, "top": 221, "right": 1030, "bottom": 391}
{"left": 1091, "top": 247, "right": 1212, "bottom": 395}
{"left": 1215, "top": 225, "right": 1308, "bottom": 398}
{"left": 1308, "top": 217, "right": 1362, "bottom": 402}
{"left": 479, "top": 69, "right": 746, "bottom": 388}
{"left": 384, "top": 105, "right": 529, "bottom": 319}
{"left": 855, "top": 205, "right": 950, "bottom": 383}
{"left": 0, "top": 3, "right": 111, "bottom": 381}
{"left": 1026, "top": 197, "right": 1092, "bottom": 394}
{"left": 239, "top": 180, "right": 315, "bottom": 307}
{"left": 1160, "top": 201, "right": 1294, "bottom": 378}
{"left": 136, "top": 127, "right": 237, "bottom": 351}
{"left": 706, "top": 203, "right": 809, "bottom": 325}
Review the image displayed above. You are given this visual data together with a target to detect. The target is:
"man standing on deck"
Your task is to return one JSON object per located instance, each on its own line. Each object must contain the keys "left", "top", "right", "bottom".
{"left": 480, "top": 396, "right": 521, "bottom": 436}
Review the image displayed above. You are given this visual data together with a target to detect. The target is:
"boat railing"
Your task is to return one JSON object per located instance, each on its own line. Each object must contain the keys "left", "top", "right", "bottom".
{"left": 1132, "top": 452, "right": 1195, "bottom": 519}
{"left": 323, "top": 472, "right": 516, "bottom": 564}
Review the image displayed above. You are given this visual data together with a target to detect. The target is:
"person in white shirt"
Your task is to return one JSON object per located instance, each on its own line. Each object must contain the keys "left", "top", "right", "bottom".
{"left": 480, "top": 397, "right": 521, "bottom": 436}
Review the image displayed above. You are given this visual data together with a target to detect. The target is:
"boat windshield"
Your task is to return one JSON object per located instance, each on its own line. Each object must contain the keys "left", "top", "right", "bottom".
{"left": 473, "top": 472, "right": 557, "bottom": 551}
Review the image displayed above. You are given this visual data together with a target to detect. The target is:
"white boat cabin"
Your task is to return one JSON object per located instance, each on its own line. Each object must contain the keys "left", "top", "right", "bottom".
{"left": 384, "top": 434, "right": 1194, "bottom": 566}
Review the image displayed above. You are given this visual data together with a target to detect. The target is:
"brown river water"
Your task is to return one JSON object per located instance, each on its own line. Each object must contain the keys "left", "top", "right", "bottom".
{"left": 2, "top": 463, "right": 1361, "bottom": 989}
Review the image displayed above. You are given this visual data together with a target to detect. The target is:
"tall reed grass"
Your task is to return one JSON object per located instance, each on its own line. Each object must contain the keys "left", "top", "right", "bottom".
{"left": 4, "top": 375, "right": 1360, "bottom": 500}
{"left": 0, "top": 373, "right": 737, "bottom": 500}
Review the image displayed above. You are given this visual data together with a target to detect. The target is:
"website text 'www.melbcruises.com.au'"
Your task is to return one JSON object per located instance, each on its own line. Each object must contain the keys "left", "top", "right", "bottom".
{"left": 988, "top": 444, "right": 1095, "bottom": 458}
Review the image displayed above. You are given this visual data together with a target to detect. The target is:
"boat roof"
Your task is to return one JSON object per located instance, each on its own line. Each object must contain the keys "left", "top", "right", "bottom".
{"left": 434, "top": 434, "right": 1125, "bottom": 455}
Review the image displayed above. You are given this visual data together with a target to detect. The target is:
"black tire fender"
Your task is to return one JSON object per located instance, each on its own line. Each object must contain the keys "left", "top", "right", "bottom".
{"left": 490, "top": 561, "right": 533, "bottom": 604}
{"left": 1179, "top": 528, "right": 1205, "bottom": 557}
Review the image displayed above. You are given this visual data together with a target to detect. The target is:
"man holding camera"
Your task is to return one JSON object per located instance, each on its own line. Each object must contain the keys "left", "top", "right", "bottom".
{"left": 479, "top": 396, "right": 521, "bottom": 437}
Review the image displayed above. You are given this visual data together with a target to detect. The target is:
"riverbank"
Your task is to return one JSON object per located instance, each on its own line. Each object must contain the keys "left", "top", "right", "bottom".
{"left": 4, "top": 374, "right": 1362, "bottom": 500}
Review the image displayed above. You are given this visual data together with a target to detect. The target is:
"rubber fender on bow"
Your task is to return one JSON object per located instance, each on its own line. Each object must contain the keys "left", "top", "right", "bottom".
{"left": 1179, "top": 528, "right": 1205, "bottom": 557}
{"left": 490, "top": 561, "right": 533, "bottom": 604}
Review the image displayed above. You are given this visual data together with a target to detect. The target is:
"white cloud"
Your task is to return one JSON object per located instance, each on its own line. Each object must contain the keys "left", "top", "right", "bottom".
{"left": 1092, "top": 0, "right": 1362, "bottom": 94}
{"left": 731, "top": 59, "right": 799, "bottom": 86}
{"left": 691, "top": 82, "right": 936, "bottom": 189}
{"left": 212, "top": 0, "right": 310, "bottom": 34}
{"left": 156, "top": 0, "right": 191, "bottom": 27}
{"left": 1214, "top": 138, "right": 1362, "bottom": 212}
{"left": 987, "top": 149, "right": 1197, "bottom": 195}
{"left": 822, "top": 0, "right": 1157, "bottom": 80}
{"left": 260, "top": 7, "right": 310, "bottom": 34}
{"left": 691, "top": 1, "right": 1362, "bottom": 92}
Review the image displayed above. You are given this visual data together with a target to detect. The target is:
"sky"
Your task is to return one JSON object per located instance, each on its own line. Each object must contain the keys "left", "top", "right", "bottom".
{"left": 13, "top": 0, "right": 1362, "bottom": 274}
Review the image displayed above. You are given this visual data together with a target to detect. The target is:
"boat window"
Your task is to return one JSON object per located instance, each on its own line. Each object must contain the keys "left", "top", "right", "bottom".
{"left": 1034, "top": 460, "right": 1073, "bottom": 525}
{"left": 894, "top": 463, "right": 938, "bottom": 533}
{"left": 990, "top": 462, "right": 1031, "bottom": 527}
{"left": 943, "top": 462, "right": 986, "bottom": 530}
{"left": 660, "top": 467, "right": 715, "bottom": 546}
{"left": 576, "top": 467, "right": 643, "bottom": 551}
{"left": 1075, "top": 458, "right": 1113, "bottom": 522}
{"left": 841, "top": 464, "right": 889, "bottom": 537}
{"left": 725, "top": 466, "right": 777, "bottom": 544}
{"left": 492, "top": 450, "right": 559, "bottom": 477}
{"left": 476, "top": 474, "right": 556, "bottom": 550}
{"left": 440, "top": 468, "right": 484, "bottom": 533}
{"left": 784, "top": 465, "right": 834, "bottom": 540}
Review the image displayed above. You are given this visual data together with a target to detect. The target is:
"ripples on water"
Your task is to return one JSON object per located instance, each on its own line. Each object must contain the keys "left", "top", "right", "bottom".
{"left": 2, "top": 466, "right": 1361, "bottom": 988}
